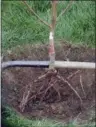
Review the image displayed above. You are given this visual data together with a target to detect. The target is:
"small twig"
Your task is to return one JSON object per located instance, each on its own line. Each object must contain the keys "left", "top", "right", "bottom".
{"left": 67, "top": 70, "right": 81, "bottom": 79}
{"left": 57, "top": 75, "right": 83, "bottom": 104}
{"left": 57, "top": 0, "right": 74, "bottom": 21}
{"left": 21, "top": 1, "right": 51, "bottom": 28}
{"left": 80, "top": 75, "right": 86, "bottom": 98}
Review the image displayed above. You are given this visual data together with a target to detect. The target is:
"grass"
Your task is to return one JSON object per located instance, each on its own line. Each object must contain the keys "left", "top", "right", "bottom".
{"left": 1, "top": 106, "right": 64, "bottom": 127}
{"left": 2, "top": 106, "right": 95, "bottom": 127}
{"left": 2, "top": 1, "right": 95, "bottom": 50}
{"left": 1, "top": 1, "right": 95, "bottom": 127}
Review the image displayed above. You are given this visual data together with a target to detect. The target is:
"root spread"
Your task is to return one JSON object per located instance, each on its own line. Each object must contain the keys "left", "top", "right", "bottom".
{"left": 19, "top": 69, "right": 84, "bottom": 112}
{"left": 2, "top": 43, "right": 95, "bottom": 123}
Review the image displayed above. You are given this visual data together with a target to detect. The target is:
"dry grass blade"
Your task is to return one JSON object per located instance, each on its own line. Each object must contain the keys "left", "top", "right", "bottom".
{"left": 19, "top": 84, "right": 32, "bottom": 112}
{"left": 19, "top": 90, "right": 30, "bottom": 112}
{"left": 56, "top": 75, "right": 83, "bottom": 104}
{"left": 80, "top": 75, "right": 86, "bottom": 98}
{"left": 21, "top": 1, "right": 51, "bottom": 28}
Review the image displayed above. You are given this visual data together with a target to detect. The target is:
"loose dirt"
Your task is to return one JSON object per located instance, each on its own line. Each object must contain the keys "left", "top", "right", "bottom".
{"left": 1, "top": 42, "right": 95, "bottom": 124}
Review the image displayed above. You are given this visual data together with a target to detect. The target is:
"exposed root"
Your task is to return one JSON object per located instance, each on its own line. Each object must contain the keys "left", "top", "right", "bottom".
{"left": 19, "top": 69, "right": 83, "bottom": 112}
{"left": 52, "top": 81, "right": 61, "bottom": 101}
{"left": 40, "top": 79, "right": 53, "bottom": 103}
{"left": 80, "top": 75, "right": 86, "bottom": 98}
{"left": 34, "top": 69, "right": 57, "bottom": 83}
{"left": 67, "top": 70, "right": 81, "bottom": 79}
{"left": 56, "top": 75, "right": 83, "bottom": 104}
{"left": 34, "top": 73, "right": 47, "bottom": 83}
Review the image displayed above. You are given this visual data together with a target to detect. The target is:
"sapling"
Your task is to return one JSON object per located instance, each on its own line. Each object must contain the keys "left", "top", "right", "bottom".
{"left": 19, "top": 0, "right": 84, "bottom": 112}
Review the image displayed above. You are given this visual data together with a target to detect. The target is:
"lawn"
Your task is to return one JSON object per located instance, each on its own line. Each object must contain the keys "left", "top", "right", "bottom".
{"left": 1, "top": 1, "right": 95, "bottom": 127}
{"left": 2, "top": 106, "right": 95, "bottom": 127}
{"left": 2, "top": 1, "right": 95, "bottom": 50}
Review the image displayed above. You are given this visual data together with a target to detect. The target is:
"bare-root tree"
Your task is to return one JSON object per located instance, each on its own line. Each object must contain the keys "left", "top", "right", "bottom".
{"left": 19, "top": 0, "right": 85, "bottom": 112}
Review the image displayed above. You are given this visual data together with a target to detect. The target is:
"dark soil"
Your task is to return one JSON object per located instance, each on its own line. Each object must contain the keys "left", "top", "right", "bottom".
{"left": 1, "top": 42, "right": 95, "bottom": 124}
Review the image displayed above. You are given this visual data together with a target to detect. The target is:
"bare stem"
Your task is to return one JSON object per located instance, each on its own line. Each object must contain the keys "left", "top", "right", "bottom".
{"left": 21, "top": 1, "right": 51, "bottom": 28}
{"left": 51, "top": 0, "right": 57, "bottom": 31}
{"left": 57, "top": 0, "right": 74, "bottom": 21}
{"left": 49, "top": 1, "right": 57, "bottom": 69}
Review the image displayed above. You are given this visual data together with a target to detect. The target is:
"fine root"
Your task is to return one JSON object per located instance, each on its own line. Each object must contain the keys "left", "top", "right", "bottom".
{"left": 19, "top": 69, "right": 83, "bottom": 112}
{"left": 80, "top": 75, "right": 86, "bottom": 98}
{"left": 56, "top": 75, "right": 83, "bottom": 104}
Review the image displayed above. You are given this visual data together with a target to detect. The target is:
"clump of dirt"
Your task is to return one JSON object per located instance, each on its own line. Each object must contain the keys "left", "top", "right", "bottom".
{"left": 2, "top": 42, "right": 95, "bottom": 124}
